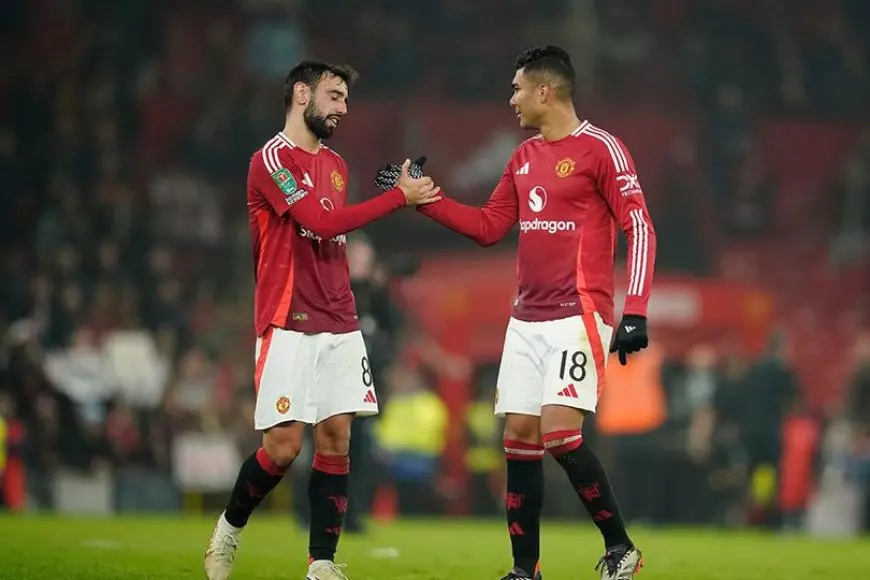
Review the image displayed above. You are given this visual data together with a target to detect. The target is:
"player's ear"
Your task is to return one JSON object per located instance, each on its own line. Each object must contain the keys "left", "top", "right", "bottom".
{"left": 293, "top": 81, "right": 311, "bottom": 106}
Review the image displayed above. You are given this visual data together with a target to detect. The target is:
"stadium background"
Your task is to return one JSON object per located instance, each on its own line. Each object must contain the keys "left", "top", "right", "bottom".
{"left": 2, "top": 0, "right": 870, "bottom": 541}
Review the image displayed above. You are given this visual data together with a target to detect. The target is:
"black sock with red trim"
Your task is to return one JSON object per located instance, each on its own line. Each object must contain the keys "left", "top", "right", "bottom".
{"left": 308, "top": 453, "right": 350, "bottom": 562}
{"left": 545, "top": 430, "right": 630, "bottom": 548}
{"left": 224, "top": 447, "right": 287, "bottom": 528}
{"left": 504, "top": 438, "right": 544, "bottom": 575}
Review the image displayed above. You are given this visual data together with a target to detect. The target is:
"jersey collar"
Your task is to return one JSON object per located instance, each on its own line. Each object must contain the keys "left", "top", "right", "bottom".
{"left": 571, "top": 120, "right": 590, "bottom": 136}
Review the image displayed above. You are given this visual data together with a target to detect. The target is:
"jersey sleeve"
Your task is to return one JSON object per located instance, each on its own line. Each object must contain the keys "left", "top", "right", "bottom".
{"left": 252, "top": 148, "right": 406, "bottom": 239}
{"left": 251, "top": 148, "right": 308, "bottom": 217}
{"left": 416, "top": 163, "right": 519, "bottom": 247}
{"left": 594, "top": 137, "right": 657, "bottom": 317}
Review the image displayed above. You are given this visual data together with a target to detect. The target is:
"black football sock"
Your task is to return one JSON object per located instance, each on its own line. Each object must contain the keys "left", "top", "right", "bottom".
{"left": 308, "top": 453, "right": 350, "bottom": 562}
{"left": 545, "top": 430, "right": 631, "bottom": 548}
{"left": 224, "top": 447, "right": 287, "bottom": 528}
{"left": 504, "top": 438, "right": 545, "bottom": 575}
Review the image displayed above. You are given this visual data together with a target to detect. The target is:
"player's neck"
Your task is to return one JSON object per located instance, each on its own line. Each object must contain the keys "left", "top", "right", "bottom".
{"left": 282, "top": 118, "right": 321, "bottom": 154}
{"left": 538, "top": 108, "right": 582, "bottom": 142}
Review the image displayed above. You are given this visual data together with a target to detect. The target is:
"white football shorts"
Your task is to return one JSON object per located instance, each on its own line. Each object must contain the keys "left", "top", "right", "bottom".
{"left": 495, "top": 313, "right": 613, "bottom": 416}
{"left": 253, "top": 327, "right": 378, "bottom": 430}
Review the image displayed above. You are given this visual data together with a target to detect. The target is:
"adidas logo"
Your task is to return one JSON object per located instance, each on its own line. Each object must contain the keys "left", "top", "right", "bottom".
{"left": 515, "top": 162, "right": 530, "bottom": 175}
{"left": 625, "top": 325, "right": 636, "bottom": 333}
{"left": 557, "top": 384, "right": 579, "bottom": 398}
{"left": 363, "top": 390, "right": 377, "bottom": 404}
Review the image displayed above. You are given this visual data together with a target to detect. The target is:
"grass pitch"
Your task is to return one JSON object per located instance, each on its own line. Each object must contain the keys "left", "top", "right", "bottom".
{"left": 0, "top": 514, "right": 867, "bottom": 579}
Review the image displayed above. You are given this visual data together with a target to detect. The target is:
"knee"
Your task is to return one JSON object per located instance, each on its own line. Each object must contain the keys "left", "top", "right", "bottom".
{"left": 262, "top": 425, "right": 304, "bottom": 468}
{"left": 315, "top": 415, "right": 352, "bottom": 456}
{"left": 503, "top": 415, "right": 543, "bottom": 461}
{"left": 541, "top": 407, "right": 586, "bottom": 458}
{"left": 541, "top": 429, "right": 585, "bottom": 459}
{"left": 503, "top": 414, "right": 541, "bottom": 444}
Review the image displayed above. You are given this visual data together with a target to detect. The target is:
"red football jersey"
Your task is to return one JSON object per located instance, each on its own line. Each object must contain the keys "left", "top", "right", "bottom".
{"left": 248, "top": 132, "right": 406, "bottom": 336}
{"left": 419, "top": 120, "right": 656, "bottom": 326}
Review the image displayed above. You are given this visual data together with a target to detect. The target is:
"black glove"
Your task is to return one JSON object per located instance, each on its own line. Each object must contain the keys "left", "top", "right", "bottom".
{"left": 609, "top": 315, "right": 649, "bottom": 366}
{"left": 374, "top": 156, "right": 427, "bottom": 191}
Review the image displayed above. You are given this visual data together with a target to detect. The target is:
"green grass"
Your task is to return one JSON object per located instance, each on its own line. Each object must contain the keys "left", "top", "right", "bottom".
{"left": 0, "top": 514, "right": 867, "bottom": 579}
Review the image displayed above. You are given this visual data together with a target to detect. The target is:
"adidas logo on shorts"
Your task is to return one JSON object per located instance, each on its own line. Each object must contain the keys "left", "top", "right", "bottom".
{"left": 363, "top": 390, "right": 377, "bottom": 404}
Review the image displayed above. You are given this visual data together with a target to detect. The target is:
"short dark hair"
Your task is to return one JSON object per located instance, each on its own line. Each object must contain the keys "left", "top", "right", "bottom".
{"left": 283, "top": 60, "right": 359, "bottom": 109}
{"left": 515, "top": 45, "right": 575, "bottom": 98}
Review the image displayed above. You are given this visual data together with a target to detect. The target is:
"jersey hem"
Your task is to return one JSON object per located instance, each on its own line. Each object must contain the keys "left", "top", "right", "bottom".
{"left": 257, "top": 321, "right": 360, "bottom": 337}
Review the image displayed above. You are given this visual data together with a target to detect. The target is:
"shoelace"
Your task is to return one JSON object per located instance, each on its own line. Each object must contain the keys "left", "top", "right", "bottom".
{"left": 215, "top": 533, "right": 239, "bottom": 558}
{"left": 319, "top": 562, "right": 348, "bottom": 579}
{"left": 594, "top": 550, "right": 621, "bottom": 577}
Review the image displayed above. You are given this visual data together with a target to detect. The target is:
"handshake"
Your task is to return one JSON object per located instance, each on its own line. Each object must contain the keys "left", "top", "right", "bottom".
{"left": 374, "top": 156, "right": 441, "bottom": 206}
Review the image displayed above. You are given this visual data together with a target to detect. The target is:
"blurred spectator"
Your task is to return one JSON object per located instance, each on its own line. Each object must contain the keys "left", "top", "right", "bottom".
{"left": 845, "top": 331, "right": 870, "bottom": 529}
{"left": 42, "top": 326, "right": 114, "bottom": 426}
{"left": 464, "top": 364, "right": 503, "bottom": 517}
{"left": 742, "top": 332, "right": 799, "bottom": 526}
{"left": 596, "top": 345, "right": 666, "bottom": 523}
{"left": 846, "top": 331, "right": 870, "bottom": 432}
{"left": 658, "top": 345, "right": 717, "bottom": 524}
{"left": 806, "top": 404, "right": 865, "bottom": 536}
{"left": 778, "top": 401, "right": 822, "bottom": 531}
{"left": 709, "top": 350, "right": 750, "bottom": 526}
{"left": 374, "top": 364, "right": 449, "bottom": 516}
{"left": 105, "top": 401, "right": 144, "bottom": 466}
{"left": 171, "top": 346, "right": 219, "bottom": 420}
{"left": 348, "top": 233, "right": 404, "bottom": 386}
{"left": 103, "top": 323, "right": 169, "bottom": 410}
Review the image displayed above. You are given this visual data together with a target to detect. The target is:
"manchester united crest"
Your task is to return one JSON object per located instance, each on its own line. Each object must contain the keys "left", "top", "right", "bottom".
{"left": 276, "top": 396, "right": 291, "bottom": 414}
{"left": 555, "top": 157, "right": 576, "bottom": 178}
{"left": 330, "top": 170, "right": 345, "bottom": 192}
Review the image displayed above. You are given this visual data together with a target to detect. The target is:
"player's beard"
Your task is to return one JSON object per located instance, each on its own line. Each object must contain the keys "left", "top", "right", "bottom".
{"left": 304, "top": 102, "right": 335, "bottom": 140}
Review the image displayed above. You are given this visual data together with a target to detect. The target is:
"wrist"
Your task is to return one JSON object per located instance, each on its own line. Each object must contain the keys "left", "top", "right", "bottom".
{"left": 387, "top": 187, "right": 409, "bottom": 207}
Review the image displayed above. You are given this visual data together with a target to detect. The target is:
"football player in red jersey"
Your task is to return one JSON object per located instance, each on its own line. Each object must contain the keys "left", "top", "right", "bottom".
{"left": 204, "top": 61, "right": 439, "bottom": 580}
{"left": 416, "top": 46, "right": 655, "bottom": 580}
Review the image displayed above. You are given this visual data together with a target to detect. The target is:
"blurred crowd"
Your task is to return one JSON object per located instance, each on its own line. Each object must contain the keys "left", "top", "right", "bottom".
{"left": 598, "top": 334, "right": 870, "bottom": 533}
{"left": 1, "top": 0, "right": 869, "bottom": 532}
